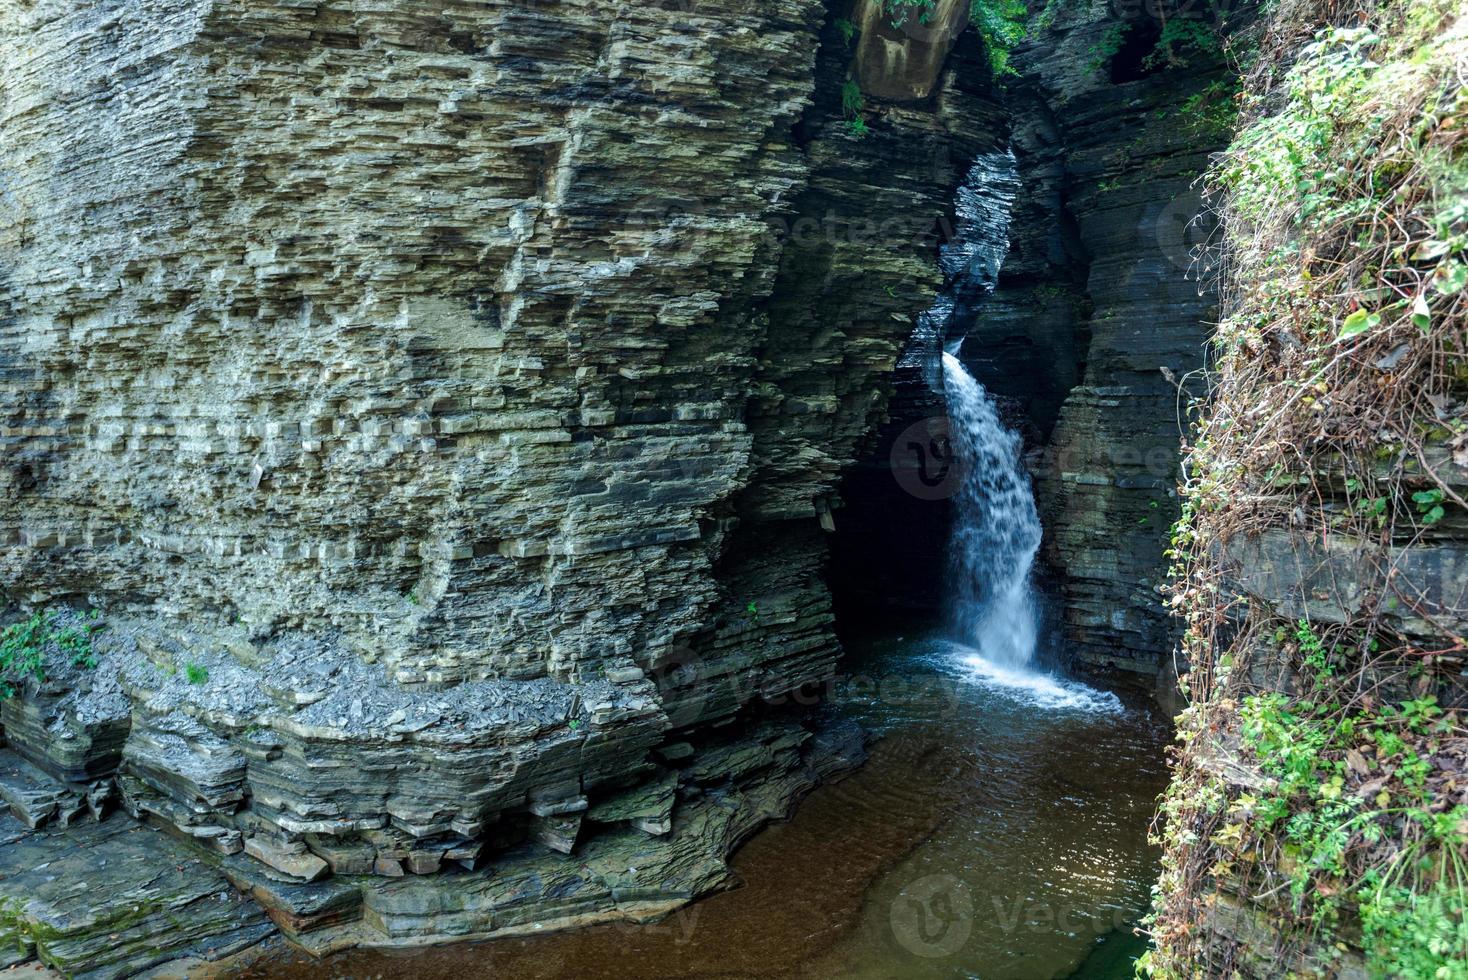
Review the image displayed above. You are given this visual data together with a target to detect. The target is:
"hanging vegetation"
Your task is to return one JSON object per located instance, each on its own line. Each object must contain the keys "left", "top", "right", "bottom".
{"left": 1144, "top": 0, "right": 1468, "bottom": 976}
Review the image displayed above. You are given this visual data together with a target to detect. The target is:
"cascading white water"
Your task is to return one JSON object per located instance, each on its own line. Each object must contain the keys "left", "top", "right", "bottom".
{"left": 942, "top": 350, "right": 1042, "bottom": 668}
{"left": 907, "top": 152, "right": 1119, "bottom": 712}
{"left": 938, "top": 349, "right": 1120, "bottom": 713}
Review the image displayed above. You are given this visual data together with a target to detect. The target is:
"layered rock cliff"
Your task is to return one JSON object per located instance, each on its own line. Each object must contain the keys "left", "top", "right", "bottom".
{"left": 0, "top": 0, "right": 999, "bottom": 972}
{"left": 831, "top": 0, "right": 1234, "bottom": 687}
{"left": 992, "top": 4, "right": 1233, "bottom": 686}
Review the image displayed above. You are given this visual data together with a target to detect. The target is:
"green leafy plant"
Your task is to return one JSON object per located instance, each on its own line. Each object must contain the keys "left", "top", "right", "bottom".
{"left": 881, "top": 0, "right": 1033, "bottom": 77}
{"left": 1294, "top": 619, "right": 1335, "bottom": 681}
{"left": 839, "top": 77, "right": 870, "bottom": 140}
{"left": 1232, "top": 686, "right": 1468, "bottom": 975}
{"left": 881, "top": 0, "right": 933, "bottom": 30}
{"left": 1088, "top": 21, "right": 1129, "bottom": 74}
{"left": 184, "top": 663, "right": 209, "bottom": 685}
{"left": 1338, "top": 307, "right": 1381, "bottom": 341}
{"left": 1178, "top": 79, "right": 1240, "bottom": 138}
{"left": 0, "top": 610, "right": 99, "bottom": 698}
{"left": 0, "top": 615, "right": 47, "bottom": 699}
{"left": 835, "top": 17, "right": 857, "bottom": 46}
{"left": 1145, "top": 16, "right": 1222, "bottom": 70}
{"left": 1413, "top": 488, "right": 1446, "bottom": 524}
{"left": 970, "top": 0, "right": 1029, "bottom": 76}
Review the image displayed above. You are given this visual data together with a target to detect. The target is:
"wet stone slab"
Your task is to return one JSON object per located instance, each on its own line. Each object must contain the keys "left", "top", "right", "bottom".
{"left": 0, "top": 714, "right": 866, "bottom": 974}
{"left": 0, "top": 814, "right": 272, "bottom": 979}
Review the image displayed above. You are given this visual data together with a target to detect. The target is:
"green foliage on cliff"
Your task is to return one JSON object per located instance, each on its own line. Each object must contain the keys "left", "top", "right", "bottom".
{"left": 884, "top": 0, "right": 1232, "bottom": 79}
{"left": 0, "top": 610, "right": 98, "bottom": 698}
{"left": 971, "top": 0, "right": 1029, "bottom": 75}
{"left": 840, "top": 78, "right": 869, "bottom": 139}
{"left": 881, "top": 0, "right": 935, "bottom": 28}
{"left": 879, "top": 0, "right": 1029, "bottom": 75}
{"left": 1235, "top": 677, "right": 1468, "bottom": 979}
{"left": 1147, "top": 14, "right": 1224, "bottom": 70}
{"left": 1144, "top": 0, "right": 1468, "bottom": 976}
{"left": 1068, "top": 0, "right": 1234, "bottom": 76}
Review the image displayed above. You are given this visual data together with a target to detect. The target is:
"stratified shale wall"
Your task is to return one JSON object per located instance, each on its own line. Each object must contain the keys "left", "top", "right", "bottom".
{"left": 0, "top": 1, "right": 997, "bottom": 974}
{"left": 1000, "top": 5, "right": 1231, "bottom": 686}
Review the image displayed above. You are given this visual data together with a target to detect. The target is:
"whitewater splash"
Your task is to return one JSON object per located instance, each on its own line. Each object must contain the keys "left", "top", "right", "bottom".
{"left": 943, "top": 351, "right": 1043, "bottom": 667}
{"left": 941, "top": 351, "right": 1120, "bottom": 714}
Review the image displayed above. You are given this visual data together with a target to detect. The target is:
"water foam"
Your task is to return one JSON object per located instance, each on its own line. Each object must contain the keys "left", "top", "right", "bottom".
{"left": 953, "top": 645, "right": 1123, "bottom": 714}
{"left": 940, "top": 352, "right": 1122, "bottom": 715}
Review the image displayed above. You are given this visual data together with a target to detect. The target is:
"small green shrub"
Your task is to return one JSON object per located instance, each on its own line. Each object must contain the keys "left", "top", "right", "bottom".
{"left": 184, "top": 663, "right": 209, "bottom": 685}
{"left": 970, "top": 0, "right": 1028, "bottom": 76}
{"left": 1088, "top": 21, "right": 1129, "bottom": 73}
{"left": 839, "top": 76, "right": 869, "bottom": 139}
{"left": 879, "top": 0, "right": 1031, "bottom": 77}
{"left": 1234, "top": 686, "right": 1468, "bottom": 977}
{"left": 1178, "top": 79, "right": 1240, "bottom": 138}
{"left": 1146, "top": 16, "right": 1223, "bottom": 70}
{"left": 1413, "top": 488, "right": 1446, "bottom": 524}
{"left": 881, "top": 0, "right": 933, "bottom": 30}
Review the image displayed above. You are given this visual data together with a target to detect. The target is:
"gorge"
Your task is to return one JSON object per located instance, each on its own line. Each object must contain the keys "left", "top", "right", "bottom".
{"left": 1, "top": 1, "right": 1464, "bottom": 978}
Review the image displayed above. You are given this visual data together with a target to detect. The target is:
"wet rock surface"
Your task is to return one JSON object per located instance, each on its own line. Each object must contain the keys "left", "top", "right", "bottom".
{"left": 0, "top": 714, "right": 865, "bottom": 975}
{"left": 0, "top": 610, "right": 870, "bottom": 972}
{"left": 0, "top": 813, "right": 272, "bottom": 979}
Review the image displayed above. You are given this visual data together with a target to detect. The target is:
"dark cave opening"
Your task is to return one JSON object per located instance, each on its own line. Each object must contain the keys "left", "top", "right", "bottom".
{"left": 1108, "top": 18, "right": 1167, "bottom": 84}
{"left": 827, "top": 361, "right": 954, "bottom": 629}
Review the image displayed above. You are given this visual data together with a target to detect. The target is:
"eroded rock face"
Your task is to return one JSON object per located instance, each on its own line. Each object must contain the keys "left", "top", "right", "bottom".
{"left": 827, "top": 6, "right": 1228, "bottom": 670}
{"left": 2, "top": 0, "right": 831, "bottom": 686}
{"left": 0, "top": 0, "right": 997, "bottom": 968}
{"left": 973, "top": 7, "right": 1229, "bottom": 685}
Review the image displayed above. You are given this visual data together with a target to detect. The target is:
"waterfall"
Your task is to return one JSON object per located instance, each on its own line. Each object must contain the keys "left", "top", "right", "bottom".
{"left": 942, "top": 350, "right": 1041, "bottom": 668}
{"left": 913, "top": 154, "right": 1120, "bottom": 713}
{"left": 938, "top": 352, "right": 1119, "bottom": 713}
